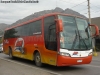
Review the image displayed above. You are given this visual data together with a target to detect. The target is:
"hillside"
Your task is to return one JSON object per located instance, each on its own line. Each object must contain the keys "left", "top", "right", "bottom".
{"left": 0, "top": 7, "right": 87, "bottom": 33}
{"left": 10, "top": 7, "right": 87, "bottom": 27}
{"left": 0, "top": 23, "right": 8, "bottom": 35}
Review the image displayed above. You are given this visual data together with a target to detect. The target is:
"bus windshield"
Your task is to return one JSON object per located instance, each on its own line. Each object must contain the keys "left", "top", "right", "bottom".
{"left": 58, "top": 15, "right": 92, "bottom": 50}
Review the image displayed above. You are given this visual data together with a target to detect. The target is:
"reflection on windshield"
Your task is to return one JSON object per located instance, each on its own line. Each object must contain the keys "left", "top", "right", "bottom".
{"left": 58, "top": 15, "right": 92, "bottom": 50}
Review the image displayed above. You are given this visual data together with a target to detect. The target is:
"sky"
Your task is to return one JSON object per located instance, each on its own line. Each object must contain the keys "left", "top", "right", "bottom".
{"left": 0, "top": 0, "right": 100, "bottom": 24}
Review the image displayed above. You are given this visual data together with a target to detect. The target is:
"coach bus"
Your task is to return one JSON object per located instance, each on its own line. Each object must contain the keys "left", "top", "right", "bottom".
{"left": 3, "top": 13, "right": 99, "bottom": 66}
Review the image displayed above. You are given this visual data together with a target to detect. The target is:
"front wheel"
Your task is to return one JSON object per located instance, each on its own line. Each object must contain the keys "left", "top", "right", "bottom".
{"left": 34, "top": 52, "right": 42, "bottom": 67}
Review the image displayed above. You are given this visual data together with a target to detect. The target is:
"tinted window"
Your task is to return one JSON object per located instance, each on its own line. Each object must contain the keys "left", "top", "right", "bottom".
{"left": 29, "top": 20, "right": 42, "bottom": 35}
{"left": 21, "top": 24, "right": 30, "bottom": 36}
{"left": 44, "top": 16, "right": 57, "bottom": 51}
{"left": 4, "top": 28, "right": 18, "bottom": 39}
{"left": 14, "top": 27, "right": 22, "bottom": 37}
{"left": 4, "top": 20, "right": 42, "bottom": 39}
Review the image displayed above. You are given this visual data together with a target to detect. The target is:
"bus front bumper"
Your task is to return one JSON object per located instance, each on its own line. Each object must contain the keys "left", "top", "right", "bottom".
{"left": 57, "top": 55, "right": 92, "bottom": 66}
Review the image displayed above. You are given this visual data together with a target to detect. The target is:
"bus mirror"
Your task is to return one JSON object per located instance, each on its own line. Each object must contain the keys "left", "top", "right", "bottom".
{"left": 55, "top": 19, "right": 63, "bottom": 32}
{"left": 89, "top": 24, "right": 99, "bottom": 37}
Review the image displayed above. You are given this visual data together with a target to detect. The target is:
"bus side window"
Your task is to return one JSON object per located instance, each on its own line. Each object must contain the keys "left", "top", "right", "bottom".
{"left": 44, "top": 16, "right": 57, "bottom": 51}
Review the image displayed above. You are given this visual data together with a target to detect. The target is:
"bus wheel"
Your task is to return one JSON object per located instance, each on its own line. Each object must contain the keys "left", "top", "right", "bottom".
{"left": 9, "top": 48, "right": 14, "bottom": 59}
{"left": 34, "top": 52, "right": 42, "bottom": 67}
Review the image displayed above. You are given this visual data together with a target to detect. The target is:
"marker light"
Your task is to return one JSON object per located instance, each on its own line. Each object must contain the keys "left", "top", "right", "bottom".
{"left": 88, "top": 52, "right": 92, "bottom": 56}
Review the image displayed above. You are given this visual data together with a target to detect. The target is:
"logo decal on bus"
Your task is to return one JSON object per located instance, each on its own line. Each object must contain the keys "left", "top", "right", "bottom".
{"left": 73, "top": 52, "right": 78, "bottom": 55}
{"left": 4, "top": 39, "right": 9, "bottom": 44}
{"left": 14, "top": 38, "right": 24, "bottom": 54}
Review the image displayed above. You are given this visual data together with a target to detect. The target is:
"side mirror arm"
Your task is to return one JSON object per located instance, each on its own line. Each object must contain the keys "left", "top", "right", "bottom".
{"left": 89, "top": 24, "right": 99, "bottom": 37}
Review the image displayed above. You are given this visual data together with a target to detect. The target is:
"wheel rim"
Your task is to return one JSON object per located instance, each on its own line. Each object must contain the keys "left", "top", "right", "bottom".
{"left": 35, "top": 53, "right": 42, "bottom": 66}
{"left": 36, "top": 55, "right": 40, "bottom": 63}
{"left": 9, "top": 52, "right": 12, "bottom": 58}
{"left": 9, "top": 50, "right": 12, "bottom": 58}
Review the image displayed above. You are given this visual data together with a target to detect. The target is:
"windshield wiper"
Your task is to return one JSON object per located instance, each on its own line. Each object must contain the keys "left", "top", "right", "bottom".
{"left": 78, "top": 30, "right": 88, "bottom": 49}
{"left": 71, "top": 30, "right": 88, "bottom": 50}
{"left": 71, "top": 30, "right": 78, "bottom": 50}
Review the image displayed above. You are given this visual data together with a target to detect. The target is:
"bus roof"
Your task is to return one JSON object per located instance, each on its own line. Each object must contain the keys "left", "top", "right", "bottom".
{"left": 5, "top": 13, "right": 86, "bottom": 31}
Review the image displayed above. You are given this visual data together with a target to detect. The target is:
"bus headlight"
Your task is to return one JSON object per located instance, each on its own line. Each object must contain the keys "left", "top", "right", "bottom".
{"left": 88, "top": 52, "right": 92, "bottom": 56}
{"left": 58, "top": 52, "right": 70, "bottom": 56}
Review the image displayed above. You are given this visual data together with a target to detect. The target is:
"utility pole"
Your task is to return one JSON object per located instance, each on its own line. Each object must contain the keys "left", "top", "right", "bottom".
{"left": 87, "top": 0, "right": 97, "bottom": 56}
{"left": 87, "top": 0, "right": 91, "bottom": 24}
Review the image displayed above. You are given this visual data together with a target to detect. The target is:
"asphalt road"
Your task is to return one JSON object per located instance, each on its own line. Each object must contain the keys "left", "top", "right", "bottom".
{"left": 0, "top": 53, "right": 100, "bottom": 75}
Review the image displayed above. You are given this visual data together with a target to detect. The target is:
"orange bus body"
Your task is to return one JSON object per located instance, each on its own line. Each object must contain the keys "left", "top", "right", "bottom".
{"left": 3, "top": 13, "right": 93, "bottom": 66}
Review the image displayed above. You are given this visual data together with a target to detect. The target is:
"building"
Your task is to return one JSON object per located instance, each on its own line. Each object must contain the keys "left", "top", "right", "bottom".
{"left": 91, "top": 17, "right": 100, "bottom": 51}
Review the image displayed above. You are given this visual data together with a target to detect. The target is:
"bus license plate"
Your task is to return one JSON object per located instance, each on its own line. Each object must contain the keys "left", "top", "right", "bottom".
{"left": 77, "top": 60, "right": 82, "bottom": 62}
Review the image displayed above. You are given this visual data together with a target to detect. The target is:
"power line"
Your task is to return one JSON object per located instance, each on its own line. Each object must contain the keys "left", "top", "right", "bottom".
{"left": 59, "top": 0, "right": 87, "bottom": 11}
{"left": 59, "top": 0, "right": 87, "bottom": 7}
{"left": 60, "top": 0, "right": 74, "bottom": 3}
{"left": 71, "top": 1, "right": 87, "bottom": 8}
{"left": 90, "top": 3, "right": 100, "bottom": 9}
{"left": 82, "top": 13, "right": 88, "bottom": 15}
{"left": 79, "top": 8, "right": 87, "bottom": 12}
{"left": 57, "top": 0, "right": 100, "bottom": 18}
{"left": 57, "top": 0, "right": 90, "bottom": 18}
{"left": 89, "top": 3, "right": 100, "bottom": 13}
{"left": 58, "top": 0, "right": 75, "bottom": 4}
{"left": 90, "top": 8, "right": 100, "bottom": 13}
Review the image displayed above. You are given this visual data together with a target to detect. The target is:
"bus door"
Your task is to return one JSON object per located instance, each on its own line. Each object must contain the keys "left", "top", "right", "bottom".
{"left": 44, "top": 16, "right": 58, "bottom": 66}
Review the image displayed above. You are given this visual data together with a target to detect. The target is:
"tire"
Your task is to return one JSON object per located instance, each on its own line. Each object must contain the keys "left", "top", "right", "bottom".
{"left": 34, "top": 52, "right": 42, "bottom": 67}
{"left": 9, "top": 48, "right": 14, "bottom": 59}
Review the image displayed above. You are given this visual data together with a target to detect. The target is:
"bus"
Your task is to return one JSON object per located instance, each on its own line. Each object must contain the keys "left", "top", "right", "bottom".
{"left": 3, "top": 13, "right": 99, "bottom": 66}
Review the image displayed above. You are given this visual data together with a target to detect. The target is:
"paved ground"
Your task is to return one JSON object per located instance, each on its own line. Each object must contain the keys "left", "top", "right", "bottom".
{"left": 0, "top": 52, "right": 100, "bottom": 75}
{"left": 0, "top": 58, "right": 54, "bottom": 75}
{"left": 93, "top": 52, "right": 100, "bottom": 60}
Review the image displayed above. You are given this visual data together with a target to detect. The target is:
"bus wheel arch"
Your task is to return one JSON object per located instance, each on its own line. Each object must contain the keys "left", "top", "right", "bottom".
{"left": 9, "top": 46, "right": 14, "bottom": 59}
{"left": 33, "top": 50, "right": 42, "bottom": 67}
